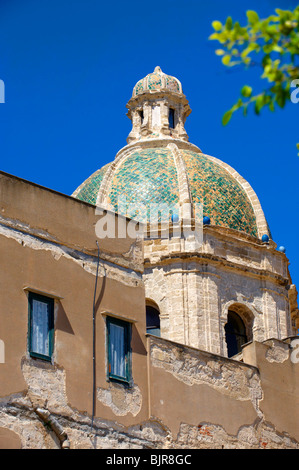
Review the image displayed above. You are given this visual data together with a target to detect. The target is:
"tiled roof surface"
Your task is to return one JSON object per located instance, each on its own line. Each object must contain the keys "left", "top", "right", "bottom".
{"left": 74, "top": 148, "right": 258, "bottom": 236}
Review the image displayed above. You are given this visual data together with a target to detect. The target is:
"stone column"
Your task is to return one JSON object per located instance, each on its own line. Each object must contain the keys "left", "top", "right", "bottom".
{"left": 165, "top": 269, "right": 186, "bottom": 344}
{"left": 262, "top": 288, "right": 280, "bottom": 339}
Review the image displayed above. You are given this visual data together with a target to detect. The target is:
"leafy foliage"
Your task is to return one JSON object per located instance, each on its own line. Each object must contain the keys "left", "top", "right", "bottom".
{"left": 210, "top": 6, "right": 299, "bottom": 153}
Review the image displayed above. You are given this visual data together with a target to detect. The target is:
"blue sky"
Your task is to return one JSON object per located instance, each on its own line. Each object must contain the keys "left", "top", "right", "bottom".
{"left": 0, "top": 0, "right": 298, "bottom": 289}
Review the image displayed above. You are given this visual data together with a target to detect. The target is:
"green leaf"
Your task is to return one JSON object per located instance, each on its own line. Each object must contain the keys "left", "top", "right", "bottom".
{"left": 212, "top": 20, "right": 222, "bottom": 31}
{"left": 275, "top": 9, "right": 292, "bottom": 18}
{"left": 276, "top": 91, "right": 286, "bottom": 108}
{"left": 272, "top": 45, "right": 283, "bottom": 53}
{"left": 246, "top": 10, "right": 259, "bottom": 25}
{"left": 209, "top": 33, "right": 220, "bottom": 40}
{"left": 215, "top": 49, "right": 225, "bottom": 56}
{"left": 222, "top": 55, "right": 231, "bottom": 65}
{"left": 254, "top": 95, "right": 265, "bottom": 115}
{"left": 226, "top": 16, "right": 233, "bottom": 30}
{"left": 222, "top": 110, "right": 233, "bottom": 125}
{"left": 241, "top": 85, "right": 253, "bottom": 97}
{"left": 241, "top": 47, "right": 253, "bottom": 58}
{"left": 269, "top": 100, "right": 275, "bottom": 112}
{"left": 262, "top": 54, "right": 271, "bottom": 67}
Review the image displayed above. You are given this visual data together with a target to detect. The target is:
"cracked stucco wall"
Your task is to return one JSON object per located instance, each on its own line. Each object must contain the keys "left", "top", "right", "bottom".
{"left": 0, "top": 336, "right": 298, "bottom": 449}
{"left": 0, "top": 220, "right": 143, "bottom": 289}
{"left": 97, "top": 382, "right": 142, "bottom": 417}
{"left": 147, "top": 335, "right": 299, "bottom": 448}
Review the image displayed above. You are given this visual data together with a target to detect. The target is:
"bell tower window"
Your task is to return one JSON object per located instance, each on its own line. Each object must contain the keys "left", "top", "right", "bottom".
{"left": 169, "top": 108, "right": 175, "bottom": 129}
{"left": 146, "top": 304, "right": 160, "bottom": 337}
{"left": 225, "top": 311, "right": 247, "bottom": 357}
{"left": 139, "top": 110, "right": 144, "bottom": 124}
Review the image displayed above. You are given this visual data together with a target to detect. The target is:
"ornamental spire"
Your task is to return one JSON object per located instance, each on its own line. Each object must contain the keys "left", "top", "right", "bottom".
{"left": 126, "top": 67, "right": 191, "bottom": 144}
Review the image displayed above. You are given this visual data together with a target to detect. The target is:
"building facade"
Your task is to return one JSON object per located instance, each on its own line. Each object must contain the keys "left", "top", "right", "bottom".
{"left": 0, "top": 67, "right": 298, "bottom": 449}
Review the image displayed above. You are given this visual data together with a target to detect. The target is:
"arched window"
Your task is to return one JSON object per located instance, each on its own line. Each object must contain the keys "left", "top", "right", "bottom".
{"left": 146, "top": 305, "right": 160, "bottom": 337}
{"left": 225, "top": 310, "right": 247, "bottom": 358}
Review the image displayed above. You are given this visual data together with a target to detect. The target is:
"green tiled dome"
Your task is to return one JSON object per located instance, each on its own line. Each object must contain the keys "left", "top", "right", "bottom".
{"left": 132, "top": 66, "right": 182, "bottom": 97}
{"left": 73, "top": 147, "right": 258, "bottom": 237}
{"left": 72, "top": 163, "right": 110, "bottom": 204}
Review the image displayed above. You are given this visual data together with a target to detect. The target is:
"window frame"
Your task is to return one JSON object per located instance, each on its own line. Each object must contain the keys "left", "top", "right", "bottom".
{"left": 28, "top": 292, "right": 54, "bottom": 362}
{"left": 106, "top": 316, "right": 131, "bottom": 384}
{"left": 169, "top": 108, "right": 175, "bottom": 129}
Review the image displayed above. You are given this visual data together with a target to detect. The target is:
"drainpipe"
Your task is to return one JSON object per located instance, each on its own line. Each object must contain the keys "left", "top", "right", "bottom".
{"left": 35, "top": 408, "right": 70, "bottom": 449}
{"left": 91, "top": 240, "right": 100, "bottom": 429}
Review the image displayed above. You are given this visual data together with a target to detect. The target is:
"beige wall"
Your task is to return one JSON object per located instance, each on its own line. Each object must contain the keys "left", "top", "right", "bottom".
{"left": 0, "top": 172, "right": 149, "bottom": 441}
{"left": 148, "top": 335, "right": 299, "bottom": 448}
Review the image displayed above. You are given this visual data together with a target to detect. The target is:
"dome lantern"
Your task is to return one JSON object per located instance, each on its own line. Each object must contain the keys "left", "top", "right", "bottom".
{"left": 126, "top": 66, "right": 191, "bottom": 144}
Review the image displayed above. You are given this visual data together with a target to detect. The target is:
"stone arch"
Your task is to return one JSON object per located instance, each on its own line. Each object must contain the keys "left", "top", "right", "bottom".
{"left": 221, "top": 301, "right": 256, "bottom": 358}
{"left": 145, "top": 299, "right": 161, "bottom": 337}
{"left": 146, "top": 298, "right": 160, "bottom": 310}
{"left": 144, "top": 268, "right": 166, "bottom": 313}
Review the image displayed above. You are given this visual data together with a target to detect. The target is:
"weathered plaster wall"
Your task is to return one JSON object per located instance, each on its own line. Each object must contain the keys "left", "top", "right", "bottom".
{"left": 147, "top": 335, "right": 299, "bottom": 449}
{"left": 1, "top": 334, "right": 297, "bottom": 449}
{"left": 0, "top": 171, "right": 144, "bottom": 275}
{"left": 0, "top": 172, "right": 149, "bottom": 447}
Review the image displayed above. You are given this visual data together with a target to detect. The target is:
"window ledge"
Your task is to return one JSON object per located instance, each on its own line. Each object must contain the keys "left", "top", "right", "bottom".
{"left": 23, "top": 286, "right": 64, "bottom": 300}
{"left": 101, "top": 311, "right": 137, "bottom": 323}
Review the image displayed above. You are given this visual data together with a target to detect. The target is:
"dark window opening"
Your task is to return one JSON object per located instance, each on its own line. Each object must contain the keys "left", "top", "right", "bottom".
{"left": 28, "top": 292, "right": 54, "bottom": 361}
{"left": 225, "top": 311, "right": 247, "bottom": 358}
{"left": 139, "top": 110, "right": 144, "bottom": 124}
{"left": 146, "top": 305, "right": 160, "bottom": 337}
{"left": 169, "top": 108, "right": 175, "bottom": 129}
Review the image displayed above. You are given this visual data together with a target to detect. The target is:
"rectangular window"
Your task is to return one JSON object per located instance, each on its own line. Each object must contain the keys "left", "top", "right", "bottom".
{"left": 169, "top": 108, "right": 175, "bottom": 129}
{"left": 28, "top": 292, "right": 54, "bottom": 361}
{"left": 139, "top": 110, "right": 144, "bottom": 124}
{"left": 107, "top": 317, "right": 131, "bottom": 383}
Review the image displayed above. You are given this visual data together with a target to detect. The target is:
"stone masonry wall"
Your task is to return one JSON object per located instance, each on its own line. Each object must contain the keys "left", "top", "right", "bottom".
{"left": 144, "top": 226, "right": 294, "bottom": 356}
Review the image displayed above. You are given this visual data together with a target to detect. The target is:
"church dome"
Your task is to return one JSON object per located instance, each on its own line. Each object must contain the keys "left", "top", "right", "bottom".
{"left": 73, "top": 145, "right": 270, "bottom": 238}
{"left": 133, "top": 66, "right": 182, "bottom": 96}
{"left": 72, "top": 67, "right": 270, "bottom": 240}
